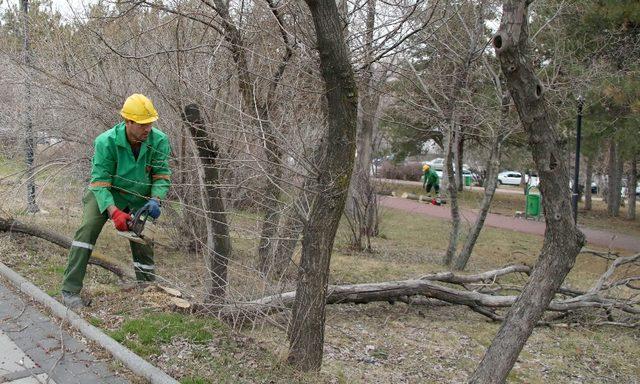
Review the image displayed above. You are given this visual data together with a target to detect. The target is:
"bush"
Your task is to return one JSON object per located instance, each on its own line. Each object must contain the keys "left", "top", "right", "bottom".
{"left": 380, "top": 161, "right": 423, "bottom": 181}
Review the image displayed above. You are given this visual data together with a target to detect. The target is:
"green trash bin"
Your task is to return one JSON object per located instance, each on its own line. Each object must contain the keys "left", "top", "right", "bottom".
{"left": 525, "top": 186, "right": 541, "bottom": 219}
{"left": 464, "top": 175, "right": 472, "bottom": 187}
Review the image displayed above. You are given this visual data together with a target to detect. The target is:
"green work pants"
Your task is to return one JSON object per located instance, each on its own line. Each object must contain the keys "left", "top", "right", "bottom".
{"left": 62, "top": 191, "right": 155, "bottom": 293}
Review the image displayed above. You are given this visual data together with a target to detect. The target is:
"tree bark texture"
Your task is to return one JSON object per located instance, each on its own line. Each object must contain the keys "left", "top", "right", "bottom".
{"left": 21, "top": 0, "right": 38, "bottom": 213}
{"left": 470, "top": 2, "right": 585, "bottom": 383}
{"left": 183, "top": 104, "right": 232, "bottom": 302}
{"left": 584, "top": 155, "right": 593, "bottom": 210}
{"left": 442, "top": 118, "right": 461, "bottom": 266}
{"left": 287, "top": 0, "right": 358, "bottom": 371}
{"left": 628, "top": 155, "right": 637, "bottom": 220}
{"left": 607, "top": 139, "right": 622, "bottom": 216}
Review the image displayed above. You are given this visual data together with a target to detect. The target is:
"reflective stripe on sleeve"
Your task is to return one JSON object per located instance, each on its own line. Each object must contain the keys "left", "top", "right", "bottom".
{"left": 133, "top": 262, "right": 155, "bottom": 270}
{"left": 151, "top": 174, "right": 170, "bottom": 180}
{"left": 90, "top": 181, "right": 112, "bottom": 187}
{"left": 71, "top": 241, "right": 94, "bottom": 250}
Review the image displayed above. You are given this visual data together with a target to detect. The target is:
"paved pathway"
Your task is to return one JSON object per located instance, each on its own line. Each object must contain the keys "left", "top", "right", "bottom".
{"left": 375, "top": 178, "right": 609, "bottom": 201}
{"left": 379, "top": 196, "right": 640, "bottom": 253}
{"left": 0, "top": 279, "right": 129, "bottom": 384}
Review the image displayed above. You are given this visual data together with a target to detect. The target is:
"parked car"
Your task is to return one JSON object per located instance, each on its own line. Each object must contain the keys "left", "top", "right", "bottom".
{"left": 428, "top": 158, "right": 445, "bottom": 170}
{"left": 497, "top": 171, "right": 522, "bottom": 185}
{"left": 621, "top": 183, "right": 640, "bottom": 197}
{"left": 526, "top": 174, "right": 540, "bottom": 187}
{"left": 569, "top": 181, "right": 600, "bottom": 194}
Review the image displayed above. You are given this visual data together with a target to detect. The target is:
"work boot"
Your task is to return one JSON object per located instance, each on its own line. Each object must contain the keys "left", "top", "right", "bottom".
{"left": 61, "top": 290, "right": 90, "bottom": 309}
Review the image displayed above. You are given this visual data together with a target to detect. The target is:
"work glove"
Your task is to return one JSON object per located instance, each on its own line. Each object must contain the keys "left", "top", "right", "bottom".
{"left": 143, "top": 199, "right": 161, "bottom": 220}
{"left": 110, "top": 208, "right": 132, "bottom": 232}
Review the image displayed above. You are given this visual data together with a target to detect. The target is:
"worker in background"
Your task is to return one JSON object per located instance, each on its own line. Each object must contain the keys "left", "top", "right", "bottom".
{"left": 61, "top": 94, "right": 172, "bottom": 309}
{"left": 422, "top": 164, "right": 440, "bottom": 197}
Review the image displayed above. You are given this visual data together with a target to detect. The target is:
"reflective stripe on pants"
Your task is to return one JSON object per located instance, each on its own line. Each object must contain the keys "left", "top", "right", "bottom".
{"left": 62, "top": 191, "right": 156, "bottom": 293}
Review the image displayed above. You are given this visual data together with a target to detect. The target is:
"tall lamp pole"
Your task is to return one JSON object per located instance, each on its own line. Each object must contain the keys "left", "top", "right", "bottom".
{"left": 572, "top": 95, "right": 584, "bottom": 225}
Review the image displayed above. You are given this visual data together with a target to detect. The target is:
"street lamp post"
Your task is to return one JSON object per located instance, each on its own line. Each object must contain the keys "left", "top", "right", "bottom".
{"left": 572, "top": 95, "right": 585, "bottom": 225}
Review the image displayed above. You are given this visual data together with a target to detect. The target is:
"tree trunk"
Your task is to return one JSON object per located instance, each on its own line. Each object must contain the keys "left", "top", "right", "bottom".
{"left": 183, "top": 104, "right": 232, "bottom": 302}
{"left": 345, "top": 0, "right": 380, "bottom": 250}
{"left": 456, "top": 133, "right": 465, "bottom": 192}
{"left": 287, "top": 0, "right": 358, "bottom": 371}
{"left": 273, "top": 195, "right": 310, "bottom": 279}
{"left": 453, "top": 138, "right": 500, "bottom": 271}
{"left": 442, "top": 120, "right": 461, "bottom": 266}
{"left": 470, "top": 2, "right": 585, "bottom": 383}
{"left": 442, "top": 0, "right": 487, "bottom": 266}
{"left": 628, "top": 155, "right": 637, "bottom": 220}
{"left": 584, "top": 155, "right": 594, "bottom": 210}
{"left": 453, "top": 91, "right": 508, "bottom": 271}
{"left": 607, "top": 139, "right": 622, "bottom": 216}
{"left": 21, "top": 0, "right": 38, "bottom": 213}
{"left": 256, "top": 105, "right": 285, "bottom": 277}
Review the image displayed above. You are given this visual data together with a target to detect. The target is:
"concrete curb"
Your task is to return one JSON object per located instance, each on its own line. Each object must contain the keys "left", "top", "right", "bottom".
{"left": 0, "top": 262, "right": 179, "bottom": 384}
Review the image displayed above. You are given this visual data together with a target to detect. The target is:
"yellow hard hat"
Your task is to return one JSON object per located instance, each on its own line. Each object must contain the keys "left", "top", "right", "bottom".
{"left": 423, "top": 164, "right": 430, "bottom": 171}
{"left": 120, "top": 94, "right": 158, "bottom": 124}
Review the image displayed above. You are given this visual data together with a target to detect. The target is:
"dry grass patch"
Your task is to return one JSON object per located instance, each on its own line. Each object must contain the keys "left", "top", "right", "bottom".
{"left": 1, "top": 162, "right": 639, "bottom": 383}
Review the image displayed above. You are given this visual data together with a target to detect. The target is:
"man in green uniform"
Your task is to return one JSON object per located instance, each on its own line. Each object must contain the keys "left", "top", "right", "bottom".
{"left": 61, "top": 94, "right": 171, "bottom": 309}
{"left": 422, "top": 164, "right": 440, "bottom": 197}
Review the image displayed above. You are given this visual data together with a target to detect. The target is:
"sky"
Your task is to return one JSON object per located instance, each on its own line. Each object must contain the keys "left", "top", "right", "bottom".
{"left": 0, "top": 0, "right": 95, "bottom": 21}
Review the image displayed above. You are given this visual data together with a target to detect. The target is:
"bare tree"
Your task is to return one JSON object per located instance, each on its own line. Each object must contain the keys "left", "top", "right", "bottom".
{"left": 345, "top": 0, "right": 381, "bottom": 251}
{"left": 287, "top": 0, "right": 358, "bottom": 371}
{"left": 440, "top": 0, "right": 490, "bottom": 266}
{"left": 21, "top": 0, "right": 38, "bottom": 213}
{"left": 470, "top": 1, "right": 585, "bottom": 382}
{"left": 453, "top": 88, "right": 511, "bottom": 271}
{"left": 183, "top": 104, "right": 232, "bottom": 302}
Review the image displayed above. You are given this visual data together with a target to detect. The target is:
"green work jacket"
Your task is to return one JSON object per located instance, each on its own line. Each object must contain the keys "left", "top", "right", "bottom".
{"left": 423, "top": 169, "right": 439, "bottom": 187}
{"left": 89, "top": 122, "right": 171, "bottom": 213}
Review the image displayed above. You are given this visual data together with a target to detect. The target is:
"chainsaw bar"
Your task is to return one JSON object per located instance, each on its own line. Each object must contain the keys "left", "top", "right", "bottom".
{"left": 117, "top": 230, "right": 149, "bottom": 245}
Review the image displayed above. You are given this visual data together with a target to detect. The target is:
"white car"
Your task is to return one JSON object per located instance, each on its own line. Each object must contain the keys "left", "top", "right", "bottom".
{"left": 621, "top": 183, "right": 640, "bottom": 197}
{"left": 426, "top": 158, "right": 445, "bottom": 170}
{"left": 498, "top": 171, "right": 522, "bottom": 185}
{"left": 526, "top": 175, "right": 540, "bottom": 187}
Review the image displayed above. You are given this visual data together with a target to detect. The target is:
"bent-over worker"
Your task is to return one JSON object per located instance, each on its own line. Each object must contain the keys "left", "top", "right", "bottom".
{"left": 422, "top": 164, "right": 440, "bottom": 197}
{"left": 61, "top": 94, "right": 171, "bottom": 309}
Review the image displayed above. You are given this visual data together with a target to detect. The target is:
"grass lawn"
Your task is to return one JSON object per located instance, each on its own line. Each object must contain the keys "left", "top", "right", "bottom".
{"left": 0, "top": 161, "right": 638, "bottom": 383}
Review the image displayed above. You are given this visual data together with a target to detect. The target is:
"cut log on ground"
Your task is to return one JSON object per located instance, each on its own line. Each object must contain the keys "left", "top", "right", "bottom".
{"left": 187, "top": 260, "right": 639, "bottom": 328}
{"left": 0, "top": 215, "right": 130, "bottom": 280}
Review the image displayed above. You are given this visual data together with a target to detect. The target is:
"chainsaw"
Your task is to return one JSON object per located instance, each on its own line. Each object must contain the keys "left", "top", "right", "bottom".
{"left": 430, "top": 197, "right": 447, "bottom": 206}
{"left": 117, "top": 205, "right": 154, "bottom": 245}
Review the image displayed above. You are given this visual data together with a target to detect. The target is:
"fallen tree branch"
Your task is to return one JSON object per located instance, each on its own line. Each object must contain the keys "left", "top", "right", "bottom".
{"left": 193, "top": 263, "right": 639, "bottom": 327}
{"left": 419, "top": 264, "right": 531, "bottom": 283}
{"left": 0, "top": 216, "right": 130, "bottom": 280}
